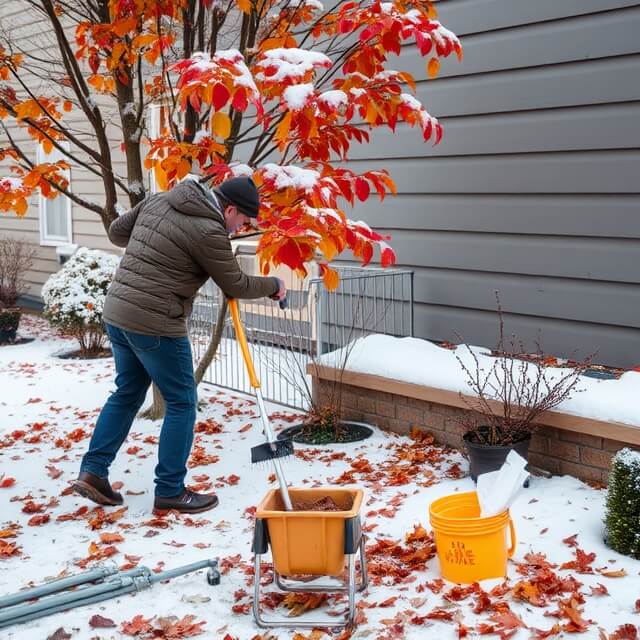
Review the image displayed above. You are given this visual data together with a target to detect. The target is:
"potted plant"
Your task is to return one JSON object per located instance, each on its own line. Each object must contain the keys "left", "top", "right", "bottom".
{"left": 453, "top": 293, "right": 592, "bottom": 481}
{"left": 0, "top": 235, "right": 35, "bottom": 344}
{"left": 41, "top": 247, "right": 119, "bottom": 358}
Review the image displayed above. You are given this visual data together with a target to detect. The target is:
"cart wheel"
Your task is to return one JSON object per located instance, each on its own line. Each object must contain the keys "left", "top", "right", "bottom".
{"left": 207, "top": 568, "right": 221, "bottom": 586}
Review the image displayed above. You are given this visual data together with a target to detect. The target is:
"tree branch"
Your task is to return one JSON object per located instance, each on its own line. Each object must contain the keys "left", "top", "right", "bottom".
{"left": 0, "top": 121, "right": 105, "bottom": 216}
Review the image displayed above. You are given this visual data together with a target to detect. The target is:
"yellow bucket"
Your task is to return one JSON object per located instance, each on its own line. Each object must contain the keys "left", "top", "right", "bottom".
{"left": 429, "top": 491, "right": 516, "bottom": 583}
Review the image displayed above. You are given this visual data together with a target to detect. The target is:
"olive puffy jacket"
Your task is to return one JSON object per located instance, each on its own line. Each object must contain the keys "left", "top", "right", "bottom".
{"left": 102, "top": 179, "right": 278, "bottom": 337}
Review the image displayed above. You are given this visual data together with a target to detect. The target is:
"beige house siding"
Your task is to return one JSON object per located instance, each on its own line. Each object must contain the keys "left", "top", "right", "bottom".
{"left": 0, "top": 3, "right": 128, "bottom": 302}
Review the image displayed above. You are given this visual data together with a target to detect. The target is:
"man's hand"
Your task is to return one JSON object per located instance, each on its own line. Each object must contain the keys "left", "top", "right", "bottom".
{"left": 270, "top": 277, "right": 287, "bottom": 301}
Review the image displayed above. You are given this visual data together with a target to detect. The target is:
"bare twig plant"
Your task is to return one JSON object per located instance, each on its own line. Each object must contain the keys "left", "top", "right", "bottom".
{"left": 0, "top": 234, "right": 35, "bottom": 308}
{"left": 453, "top": 292, "right": 594, "bottom": 447}
{"left": 259, "top": 273, "right": 393, "bottom": 442}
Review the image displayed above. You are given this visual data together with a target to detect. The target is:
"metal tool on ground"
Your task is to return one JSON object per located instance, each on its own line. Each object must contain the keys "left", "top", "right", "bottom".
{"left": 0, "top": 559, "right": 220, "bottom": 629}
{"left": 228, "top": 297, "right": 293, "bottom": 511}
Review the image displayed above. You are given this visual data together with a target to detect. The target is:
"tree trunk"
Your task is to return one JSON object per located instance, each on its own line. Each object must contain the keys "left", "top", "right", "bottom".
{"left": 194, "top": 297, "right": 228, "bottom": 384}
{"left": 139, "top": 382, "right": 165, "bottom": 421}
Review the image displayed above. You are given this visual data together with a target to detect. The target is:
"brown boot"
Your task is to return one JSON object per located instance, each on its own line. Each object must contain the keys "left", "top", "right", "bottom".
{"left": 71, "top": 471, "right": 124, "bottom": 506}
{"left": 154, "top": 489, "right": 218, "bottom": 514}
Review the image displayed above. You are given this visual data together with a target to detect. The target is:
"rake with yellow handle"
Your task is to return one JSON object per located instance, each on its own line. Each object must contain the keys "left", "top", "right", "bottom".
{"left": 228, "top": 297, "right": 294, "bottom": 511}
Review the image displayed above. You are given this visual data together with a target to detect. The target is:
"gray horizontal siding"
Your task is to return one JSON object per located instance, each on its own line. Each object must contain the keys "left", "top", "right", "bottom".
{"left": 431, "top": 0, "right": 640, "bottom": 35}
{"left": 413, "top": 55, "right": 640, "bottom": 117}
{"left": 352, "top": 103, "right": 640, "bottom": 158}
{"left": 381, "top": 231, "right": 640, "bottom": 284}
{"left": 401, "top": 6, "right": 640, "bottom": 81}
{"left": 349, "top": 151, "right": 639, "bottom": 193}
{"left": 359, "top": 194, "right": 640, "bottom": 238}
{"left": 409, "top": 268, "right": 640, "bottom": 329}
{"left": 413, "top": 303, "right": 640, "bottom": 365}
{"left": 353, "top": 1, "right": 640, "bottom": 368}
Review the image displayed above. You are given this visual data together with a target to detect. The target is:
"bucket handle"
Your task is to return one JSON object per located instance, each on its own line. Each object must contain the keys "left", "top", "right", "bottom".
{"left": 507, "top": 518, "right": 517, "bottom": 558}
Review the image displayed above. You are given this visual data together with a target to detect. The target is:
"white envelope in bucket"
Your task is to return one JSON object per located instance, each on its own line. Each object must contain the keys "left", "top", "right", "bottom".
{"left": 477, "top": 450, "right": 529, "bottom": 518}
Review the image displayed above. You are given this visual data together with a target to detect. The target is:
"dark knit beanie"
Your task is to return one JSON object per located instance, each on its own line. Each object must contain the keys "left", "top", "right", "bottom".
{"left": 216, "top": 176, "right": 260, "bottom": 218}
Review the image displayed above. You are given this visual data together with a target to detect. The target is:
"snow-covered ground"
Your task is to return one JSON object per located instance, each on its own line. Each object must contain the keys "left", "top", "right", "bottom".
{"left": 1, "top": 315, "right": 639, "bottom": 640}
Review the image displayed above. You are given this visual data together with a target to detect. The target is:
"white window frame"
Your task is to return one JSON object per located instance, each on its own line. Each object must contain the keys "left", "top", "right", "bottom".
{"left": 147, "top": 103, "right": 163, "bottom": 194}
{"left": 37, "top": 142, "right": 73, "bottom": 247}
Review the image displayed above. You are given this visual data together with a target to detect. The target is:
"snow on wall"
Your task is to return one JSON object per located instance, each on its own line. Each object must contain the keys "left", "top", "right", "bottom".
{"left": 318, "top": 334, "right": 640, "bottom": 428}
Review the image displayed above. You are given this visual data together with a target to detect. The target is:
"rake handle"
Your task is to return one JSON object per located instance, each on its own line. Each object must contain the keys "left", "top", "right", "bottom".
{"left": 228, "top": 298, "right": 260, "bottom": 389}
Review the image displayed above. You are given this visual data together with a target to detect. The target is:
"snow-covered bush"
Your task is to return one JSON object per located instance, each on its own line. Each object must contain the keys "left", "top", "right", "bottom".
{"left": 604, "top": 448, "right": 640, "bottom": 559}
{"left": 42, "top": 247, "right": 119, "bottom": 356}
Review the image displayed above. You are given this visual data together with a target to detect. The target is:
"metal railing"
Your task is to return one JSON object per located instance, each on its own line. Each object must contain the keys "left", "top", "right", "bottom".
{"left": 188, "top": 265, "right": 414, "bottom": 410}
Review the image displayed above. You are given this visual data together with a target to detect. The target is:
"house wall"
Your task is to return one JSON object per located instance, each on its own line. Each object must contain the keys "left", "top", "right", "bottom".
{"left": 347, "top": 1, "right": 640, "bottom": 368}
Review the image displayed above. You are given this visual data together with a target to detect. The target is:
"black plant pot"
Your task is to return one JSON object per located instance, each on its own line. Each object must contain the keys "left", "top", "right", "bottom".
{"left": 463, "top": 428, "right": 531, "bottom": 483}
{"left": 0, "top": 308, "right": 21, "bottom": 344}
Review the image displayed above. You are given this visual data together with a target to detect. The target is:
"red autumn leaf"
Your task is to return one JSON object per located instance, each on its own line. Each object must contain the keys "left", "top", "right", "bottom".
{"left": 563, "top": 533, "right": 579, "bottom": 547}
{"left": 232, "top": 87, "right": 248, "bottom": 111}
{"left": 490, "top": 609, "right": 528, "bottom": 631}
{"left": 56, "top": 505, "right": 89, "bottom": 521}
{"left": 354, "top": 177, "right": 370, "bottom": 202}
{"left": 89, "top": 614, "right": 116, "bottom": 628}
{"left": 27, "top": 514, "right": 50, "bottom": 526}
{"left": 444, "top": 583, "right": 479, "bottom": 602}
{"left": 405, "top": 524, "right": 429, "bottom": 544}
{"left": 473, "top": 591, "right": 492, "bottom": 614}
{"left": 610, "top": 624, "right": 638, "bottom": 640}
{"left": 590, "top": 583, "right": 609, "bottom": 596}
{"left": 560, "top": 547, "right": 596, "bottom": 574}
{"left": 0, "top": 540, "right": 21, "bottom": 558}
{"left": 193, "top": 542, "right": 211, "bottom": 549}
{"left": 513, "top": 580, "right": 546, "bottom": 607}
{"left": 212, "top": 83, "right": 231, "bottom": 111}
{"left": 426, "top": 608, "right": 453, "bottom": 621}
{"left": 0, "top": 475, "right": 16, "bottom": 488}
{"left": 477, "top": 623, "right": 497, "bottom": 635}
{"left": 530, "top": 624, "right": 562, "bottom": 638}
{"left": 154, "top": 614, "right": 207, "bottom": 637}
{"left": 377, "top": 596, "right": 398, "bottom": 607}
{"left": 381, "top": 244, "right": 396, "bottom": 267}
{"left": 232, "top": 602, "right": 251, "bottom": 614}
{"left": 100, "top": 532, "right": 124, "bottom": 544}
{"left": 424, "top": 578, "right": 445, "bottom": 593}
{"left": 523, "top": 552, "right": 557, "bottom": 570}
{"left": 545, "top": 597, "right": 591, "bottom": 633}
{"left": 121, "top": 614, "right": 154, "bottom": 636}
{"left": 22, "top": 500, "right": 45, "bottom": 514}
{"left": 46, "top": 465, "right": 63, "bottom": 479}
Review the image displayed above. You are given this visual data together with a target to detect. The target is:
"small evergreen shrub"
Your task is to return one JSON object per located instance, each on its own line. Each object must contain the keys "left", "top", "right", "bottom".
{"left": 604, "top": 448, "right": 640, "bottom": 559}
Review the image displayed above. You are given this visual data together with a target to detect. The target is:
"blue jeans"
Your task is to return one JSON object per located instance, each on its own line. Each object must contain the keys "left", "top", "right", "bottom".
{"left": 80, "top": 323, "right": 197, "bottom": 497}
